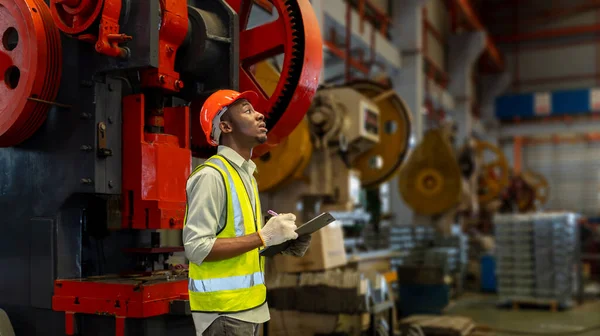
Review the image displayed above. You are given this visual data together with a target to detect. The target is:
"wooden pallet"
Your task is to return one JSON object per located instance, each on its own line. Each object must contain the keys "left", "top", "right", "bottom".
{"left": 511, "top": 299, "right": 558, "bottom": 312}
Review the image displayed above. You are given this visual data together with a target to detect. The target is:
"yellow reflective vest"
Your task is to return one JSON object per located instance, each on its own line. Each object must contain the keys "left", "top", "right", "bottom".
{"left": 185, "top": 155, "right": 266, "bottom": 313}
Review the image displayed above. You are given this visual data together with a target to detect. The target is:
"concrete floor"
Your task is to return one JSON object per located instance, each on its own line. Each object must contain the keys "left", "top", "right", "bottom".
{"left": 444, "top": 294, "right": 600, "bottom": 336}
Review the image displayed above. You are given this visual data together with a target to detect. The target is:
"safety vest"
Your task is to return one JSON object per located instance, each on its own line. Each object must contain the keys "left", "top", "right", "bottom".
{"left": 185, "top": 155, "right": 266, "bottom": 313}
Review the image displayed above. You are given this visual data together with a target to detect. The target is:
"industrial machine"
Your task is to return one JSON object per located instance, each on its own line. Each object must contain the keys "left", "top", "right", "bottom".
{"left": 397, "top": 124, "right": 478, "bottom": 235}
{"left": 254, "top": 63, "right": 412, "bottom": 231}
{"left": 499, "top": 169, "right": 550, "bottom": 213}
{"left": 0, "top": 0, "right": 322, "bottom": 335}
{"left": 475, "top": 140, "right": 510, "bottom": 210}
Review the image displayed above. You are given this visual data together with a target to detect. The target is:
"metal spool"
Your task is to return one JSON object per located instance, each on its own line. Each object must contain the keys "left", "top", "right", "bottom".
{"left": 398, "top": 128, "right": 462, "bottom": 216}
{"left": 0, "top": 0, "right": 62, "bottom": 147}
{"left": 475, "top": 140, "right": 509, "bottom": 205}
{"left": 349, "top": 80, "right": 412, "bottom": 188}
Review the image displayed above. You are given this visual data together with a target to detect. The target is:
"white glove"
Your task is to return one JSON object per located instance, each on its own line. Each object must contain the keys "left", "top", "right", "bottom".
{"left": 258, "top": 213, "right": 298, "bottom": 247}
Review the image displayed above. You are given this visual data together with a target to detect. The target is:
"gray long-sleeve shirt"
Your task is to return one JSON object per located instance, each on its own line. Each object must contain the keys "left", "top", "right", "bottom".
{"left": 182, "top": 145, "right": 269, "bottom": 334}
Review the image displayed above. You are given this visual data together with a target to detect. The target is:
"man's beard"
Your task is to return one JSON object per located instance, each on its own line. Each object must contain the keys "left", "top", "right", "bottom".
{"left": 256, "top": 134, "right": 268, "bottom": 144}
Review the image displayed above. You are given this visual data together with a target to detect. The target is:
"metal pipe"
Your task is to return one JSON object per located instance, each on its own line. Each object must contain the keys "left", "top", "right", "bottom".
{"left": 513, "top": 136, "right": 522, "bottom": 174}
{"left": 513, "top": 73, "right": 600, "bottom": 86}
{"left": 323, "top": 41, "right": 370, "bottom": 74}
{"left": 424, "top": 19, "right": 445, "bottom": 46}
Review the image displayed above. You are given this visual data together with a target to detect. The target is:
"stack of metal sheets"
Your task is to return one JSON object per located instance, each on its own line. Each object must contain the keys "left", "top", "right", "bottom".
{"left": 389, "top": 225, "right": 436, "bottom": 268}
{"left": 387, "top": 225, "right": 468, "bottom": 275}
{"left": 494, "top": 212, "right": 579, "bottom": 306}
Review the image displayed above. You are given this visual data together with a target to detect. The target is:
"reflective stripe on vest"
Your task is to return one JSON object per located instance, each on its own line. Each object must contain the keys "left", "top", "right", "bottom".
{"left": 189, "top": 271, "right": 264, "bottom": 293}
{"left": 207, "top": 158, "right": 246, "bottom": 236}
{"left": 185, "top": 155, "right": 266, "bottom": 313}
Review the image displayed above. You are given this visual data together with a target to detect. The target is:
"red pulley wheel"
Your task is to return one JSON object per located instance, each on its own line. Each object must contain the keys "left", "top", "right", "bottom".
{"left": 0, "top": 0, "right": 62, "bottom": 147}
{"left": 192, "top": 0, "right": 323, "bottom": 158}
{"left": 50, "top": 0, "right": 103, "bottom": 35}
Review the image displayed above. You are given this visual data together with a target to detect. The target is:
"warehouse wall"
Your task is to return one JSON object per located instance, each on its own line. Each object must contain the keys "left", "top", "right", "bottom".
{"left": 486, "top": 1, "right": 600, "bottom": 215}
{"left": 487, "top": 0, "right": 600, "bottom": 93}
{"left": 523, "top": 142, "right": 600, "bottom": 216}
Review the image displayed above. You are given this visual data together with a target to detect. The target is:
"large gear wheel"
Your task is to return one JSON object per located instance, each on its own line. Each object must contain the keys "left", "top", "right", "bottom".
{"left": 224, "top": 0, "right": 323, "bottom": 158}
{"left": 475, "top": 140, "right": 510, "bottom": 204}
{"left": 0, "top": 0, "right": 62, "bottom": 147}
{"left": 348, "top": 80, "right": 412, "bottom": 188}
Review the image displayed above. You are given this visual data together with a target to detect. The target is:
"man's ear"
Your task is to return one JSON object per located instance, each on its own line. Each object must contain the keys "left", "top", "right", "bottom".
{"left": 219, "top": 120, "right": 233, "bottom": 135}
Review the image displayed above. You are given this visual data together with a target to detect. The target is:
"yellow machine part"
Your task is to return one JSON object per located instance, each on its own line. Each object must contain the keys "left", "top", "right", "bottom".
{"left": 398, "top": 128, "right": 463, "bottom": 215}
{"left": 253, "top": 61, "right": 313, "bottom": 192}
{"left": 349, "top": 80, "right": 412, "bottom": 188}
{"left": 254, "top": 118, "right": 312, "bottom": 192}
{"left": 522, "top": 170, "right": 550, "bottom": 206}
{"left": 476, "top": 140, "right": 510, "bottom": 204}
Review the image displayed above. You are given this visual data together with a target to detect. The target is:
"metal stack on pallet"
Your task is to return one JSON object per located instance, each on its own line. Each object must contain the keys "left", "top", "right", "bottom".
{"left": 386, "top": 225, "right": 468, "bottom": 274}
{"left": 495, "top": 212, "right": 580, "bottom": 308}
{"left": 433, "top": 227, "right": 469, "bottom": 274}
{"left": 388, "top": 225, "right": 435, "bottom": 268}
{"left": 362, "top": 225, "right": 391, "bottom": 250}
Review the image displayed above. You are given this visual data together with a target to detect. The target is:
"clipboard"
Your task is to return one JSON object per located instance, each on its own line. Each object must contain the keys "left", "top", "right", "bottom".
{"left": 259, "top": 212, "right": 336, "bottom": 257}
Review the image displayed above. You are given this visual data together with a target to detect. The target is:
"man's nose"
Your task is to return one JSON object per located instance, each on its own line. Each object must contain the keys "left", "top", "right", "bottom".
{"left": 256, "top": 112, "right": 265, "bottom": 121}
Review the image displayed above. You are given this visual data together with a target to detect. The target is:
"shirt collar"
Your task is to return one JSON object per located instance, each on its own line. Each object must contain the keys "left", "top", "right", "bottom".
{"left": 217, "top": 145, "right": 257, "bottom": 174}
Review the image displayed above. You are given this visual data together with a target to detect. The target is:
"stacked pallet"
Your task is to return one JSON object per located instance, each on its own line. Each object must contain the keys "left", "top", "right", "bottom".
{"left": 385, "top": 225, "right": 468, "bottom": 275}
{"left": 495, "top": 212, "right": 579, "bottom": 308}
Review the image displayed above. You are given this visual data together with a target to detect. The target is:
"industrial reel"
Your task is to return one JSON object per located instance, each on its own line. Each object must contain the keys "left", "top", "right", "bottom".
{"left": 475, "top": 140, "right": 510, "bottom": 205}
{"left": 398, "top": 128, "right": 463, "bottom": 216}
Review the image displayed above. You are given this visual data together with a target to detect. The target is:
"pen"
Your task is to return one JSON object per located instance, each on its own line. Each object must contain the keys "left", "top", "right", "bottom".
{"left": 267, "top": 210, "right": 278, "bottom": 217}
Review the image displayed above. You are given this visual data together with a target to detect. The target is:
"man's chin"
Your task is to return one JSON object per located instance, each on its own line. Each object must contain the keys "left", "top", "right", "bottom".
{"left": 256, "top": 135, "right": 268, "bottom": 144}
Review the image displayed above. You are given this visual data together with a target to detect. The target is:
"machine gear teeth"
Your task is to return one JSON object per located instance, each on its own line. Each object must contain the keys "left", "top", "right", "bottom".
{"left": 192, "top": 0, "right": 322, "bottom": 158}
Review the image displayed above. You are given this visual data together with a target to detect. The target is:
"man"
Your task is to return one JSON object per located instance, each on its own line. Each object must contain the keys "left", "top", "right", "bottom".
{"left": 183, "top": 89, "right": 312, "bottom": 336}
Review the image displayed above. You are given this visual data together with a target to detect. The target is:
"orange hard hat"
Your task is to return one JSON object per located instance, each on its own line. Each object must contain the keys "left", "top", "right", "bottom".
{"left": 200, "top": 89, "right": 260, "bottom": 146}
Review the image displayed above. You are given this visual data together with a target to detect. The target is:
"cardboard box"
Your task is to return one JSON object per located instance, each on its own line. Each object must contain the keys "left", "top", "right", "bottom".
{"left": 271, "top": 222, "right": 347, "bottom": 273}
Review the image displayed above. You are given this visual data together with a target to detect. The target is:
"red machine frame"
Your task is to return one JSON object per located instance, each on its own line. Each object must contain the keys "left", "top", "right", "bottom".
{"left": 53, "top": 277, "right": 189, "bottom": 336}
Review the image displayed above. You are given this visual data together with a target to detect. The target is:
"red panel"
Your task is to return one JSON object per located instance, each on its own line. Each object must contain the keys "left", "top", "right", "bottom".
{"left": 122, "top": 94, "right": 191, "bottom": 230}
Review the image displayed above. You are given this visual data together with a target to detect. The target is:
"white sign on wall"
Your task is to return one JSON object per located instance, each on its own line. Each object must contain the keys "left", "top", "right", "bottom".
{"left": 590, "top": 88, "right": 600, "bottom": 112}
{"left": 534, "top": 92, "right": 551, "bottom": 116}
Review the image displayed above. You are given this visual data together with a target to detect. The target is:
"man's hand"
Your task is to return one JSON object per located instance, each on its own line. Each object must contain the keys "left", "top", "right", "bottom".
{"left": 258, "top": 213, "right": 298, "bottom": 247}
{"left": 282, "top": 234, "right": 312, "bottom": 257}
